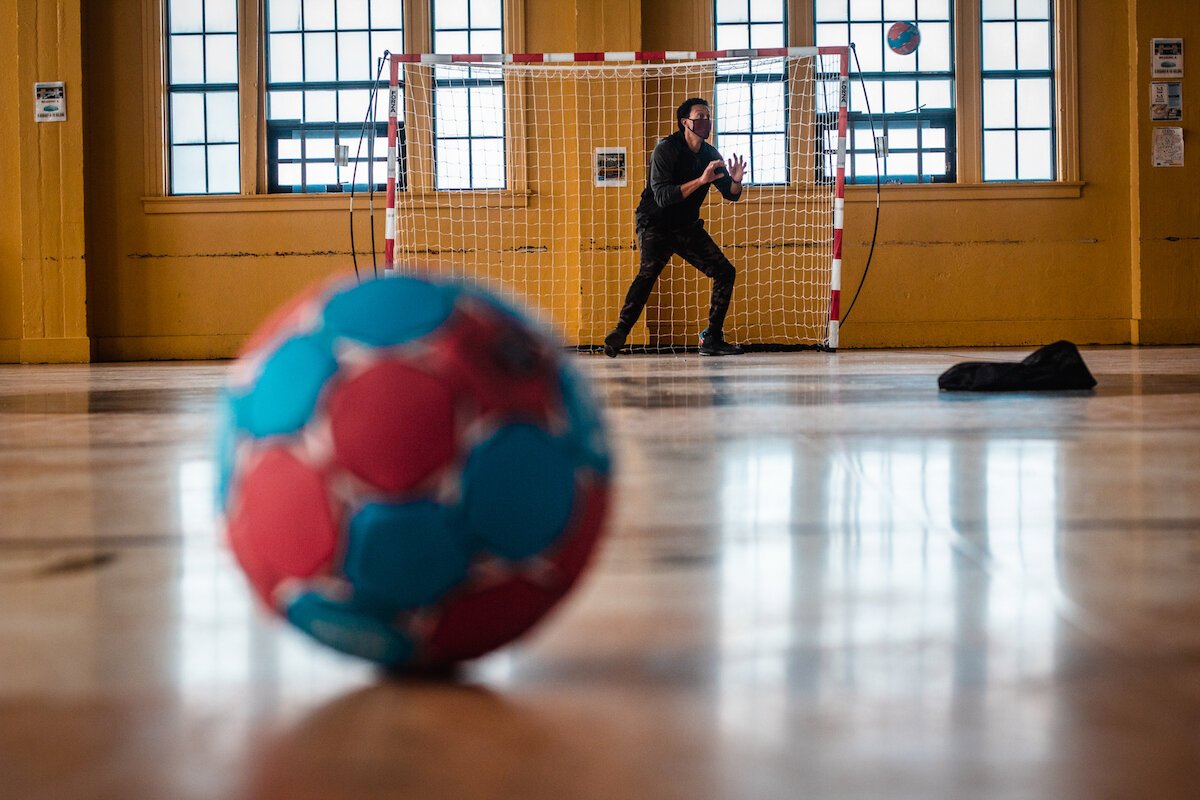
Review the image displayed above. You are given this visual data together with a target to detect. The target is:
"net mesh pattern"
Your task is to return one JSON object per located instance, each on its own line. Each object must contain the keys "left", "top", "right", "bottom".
{"left": 390, "top": 55, "right": 843, "bottom": 351}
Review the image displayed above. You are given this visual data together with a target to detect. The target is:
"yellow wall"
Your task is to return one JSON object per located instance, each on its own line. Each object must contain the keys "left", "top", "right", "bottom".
{"left": 0, "top": 2, "right": 22, "bottom": 361}
{"left": 1, "top": 0, "right": 89, "bottom": 363}
{"left": 0, "top": 0, "right": 1194, "bottom": 362}
{"left": 1129, "top": 0, "right": 1200, "bottom": 343}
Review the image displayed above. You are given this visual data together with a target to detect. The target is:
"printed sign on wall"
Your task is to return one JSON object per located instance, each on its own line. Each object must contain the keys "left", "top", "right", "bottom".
{"left": 34, "top": 82, "right": 66, "bottom": 122}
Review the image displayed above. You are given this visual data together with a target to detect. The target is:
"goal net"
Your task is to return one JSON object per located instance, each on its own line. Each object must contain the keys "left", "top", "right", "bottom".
{"left": 385, "top": 47, "right": 849, "bottom": 352}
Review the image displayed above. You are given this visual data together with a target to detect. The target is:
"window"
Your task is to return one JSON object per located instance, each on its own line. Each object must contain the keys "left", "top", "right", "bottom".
{"left": 264, "top": 0, "right": 403, "bottom": 193}
{"left": 432, "top": 0, "right": 506, "bottom": 189}
{"left": 714, "top": 0, "right": 789, "bottom": 186}
{"left": 981, "top": 0, "right": 1054, "bottom": 181}
{"left": 815, "top": 0, "right": 955, "bottom": 184}
{"left": 166, "top": 0, "right": 240, "bottom": 194}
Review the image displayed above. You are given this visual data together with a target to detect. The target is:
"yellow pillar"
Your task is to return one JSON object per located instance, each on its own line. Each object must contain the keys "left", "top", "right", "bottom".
{"left": 9, "top": 0, "right": 90, "bottom": 363}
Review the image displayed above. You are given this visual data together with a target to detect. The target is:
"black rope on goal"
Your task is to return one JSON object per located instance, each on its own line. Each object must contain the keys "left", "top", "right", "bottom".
{"left": 349, "top": 50, "right": 391, "bottom": 283}
{"left": 838, "top": 43, "right": 882, "bottom": 329}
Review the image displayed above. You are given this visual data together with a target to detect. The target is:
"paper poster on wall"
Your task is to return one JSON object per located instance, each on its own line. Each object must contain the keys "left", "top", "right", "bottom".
{"left": 1152, "top": 38, "right": 1184, "bottom": 78}
{"left": 1151, "top": 82, "right": 1183, "bottom": 121}
{"left": 34, "top": 82, "right": 66, "bottom": 122}
{"left": 1152, "top": 126, "right": 1185, "bottom": 167}
{"left": 594, "top": 148, "right": 627, "bottom": 187}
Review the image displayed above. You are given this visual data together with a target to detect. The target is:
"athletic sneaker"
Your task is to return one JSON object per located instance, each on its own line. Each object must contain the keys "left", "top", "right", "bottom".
{"left": 699, "top": 332, "right": 744, "bottom": 356}
{"left": 603, "top": 328, "right": 628, "bottom": 358}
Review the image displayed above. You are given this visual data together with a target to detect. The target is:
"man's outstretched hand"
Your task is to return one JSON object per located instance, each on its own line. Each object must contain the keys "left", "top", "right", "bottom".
{"left": 726, "top": 154, "right": 746, "bottom": 184}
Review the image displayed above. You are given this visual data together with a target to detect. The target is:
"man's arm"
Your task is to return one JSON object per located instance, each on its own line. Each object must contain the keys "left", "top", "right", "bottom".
{"left": 648, "top": 141, "right": 686, "bottom": 207}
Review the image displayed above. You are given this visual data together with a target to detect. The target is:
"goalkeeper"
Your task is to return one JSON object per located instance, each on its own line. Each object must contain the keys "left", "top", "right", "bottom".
{"left": 605, "top": 97, "right": 747, "bottom": 357}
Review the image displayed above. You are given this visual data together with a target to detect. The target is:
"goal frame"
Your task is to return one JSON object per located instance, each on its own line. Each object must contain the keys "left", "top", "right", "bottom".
{"left": 383, "top": 46, "right": 850, "bottom": 351}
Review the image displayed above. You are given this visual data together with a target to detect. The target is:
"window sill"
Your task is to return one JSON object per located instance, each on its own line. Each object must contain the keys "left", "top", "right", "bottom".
{"left": 143, "top": 190, "right": 534, "bottom": 215}
{"left": 730, "top": 180, "right": 1085, "bottom": 205}
{"left": 843, "top": 181, "right": 1085, "bottom": 201}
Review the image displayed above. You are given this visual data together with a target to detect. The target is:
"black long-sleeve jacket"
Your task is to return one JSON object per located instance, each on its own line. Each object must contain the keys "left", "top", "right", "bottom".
{"left": 635, "top": 131, "right": 742, "bottom": 230}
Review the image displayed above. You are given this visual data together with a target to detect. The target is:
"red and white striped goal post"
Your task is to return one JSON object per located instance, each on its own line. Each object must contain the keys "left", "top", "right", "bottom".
{"left": 383, "top": 45, "right": 850, "bottom": 350}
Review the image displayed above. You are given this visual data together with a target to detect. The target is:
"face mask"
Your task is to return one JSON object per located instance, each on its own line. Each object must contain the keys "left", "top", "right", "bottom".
{"left": 687, "top": 118, "right": 712, "bottom": 140}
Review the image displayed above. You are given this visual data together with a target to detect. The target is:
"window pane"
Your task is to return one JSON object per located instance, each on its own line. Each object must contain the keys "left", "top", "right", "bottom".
{"left": 269, "top": 33, "right": 304, "bottom": 82}
{"left": 338, "top": 0, "right": 370, "bottom": 29}
{"left": 750, "top": 23, "right": 784, "bottom": 49}
{"left": 304, "top": 0, "right": 336, "bottom": 30}
{"left": 171, "top": 93, "right": 206, "bottom": 144}
{"left": 304, "top": 32, "right": 337, "bottom": 81}
{"left": 922, "top": 150, "right": 947, "bottom": 178}
{"left": 278, "top": 137, "right": 302, "bottom": 159}
{"left": 1016, "top": 78, "right": 1051, "bottom": 128}
{"left": 436, "top": 0, "right": 470, "bottom": 28}
{"left": 883, "top": 0, "right": 915, "bottom": 19}
{"left": 338, "top": 31, "right": 371, "bottom": 80}
{"left": 1016, "top": 21, "right": 1050, "bottom": 70}
{"left": 305, "top": 90, "right": 337, "bottom": 121}
{"left": 854, "top": 153, "right": 879, "bottom": 178}
{"left": 918, "top": 78, "right": 952, "bottom": 109}
{"left": 752, "top": 82, "right": 785, "bottom": 130}
{"left": 470, "top": 0, "right": 503, "bottom": 28}
{"left": 718, "top": 134, "right": 751, "bottom": 162}
{"left": 470, "top": 87, "right": 504, "bottom": 136}
{"left": 170, "top": 36, "right": 205, "bottom": 84}
{"left": 751, "top": 134, "right": 787, "bottom": 183}
{"left": 889, "top": 127, "right": 917, "bottom": 148}
{"left": 716, "top": 82, "right": 751, "bottom": 130}
{"left": 338, "top": 89, "right": 372, "bottom": 122}
{"left": 888, "top": 152, "right": 919, "bottom": 177}
{"left": 207, "top": 144, "right": 240, "bottom": 192}
{"left": 436, "top": 87, "right": 471, "bottom": 136}
{"left": 716, "top": 0, "right": 749, "bottom": 23}
{"left": 750, "top": 0, "right": 783, "bottom": 22}
{"left": 850, "top": 79, "right": 883, "bottom": 114}
{"left": 436, "top": 30, "right": 470, "bottom": 53}
{"left": 919, "top": 0, "right": 950, "bottom": 20}
{"left": 983, "top": 78, "right": 1015, "bottom": 128}
{"left": 206, "top": 91, "right": 240, "bottom": 142}
{"left": 205, "top": 34, "right": 238, "bottom": 84}
{"left": 923, "top": 126, "right": 945, "bottom": 148}
{"left": 471, "top": 139, "right": 505, "bottom": 188}
{"left": 471, "top": 29, "right": 503, "bottom": 54}
{"left": 371, "top": 0, "right": 403, "bottom": 28}
{"left": 371, "top": 31, "right": 405, "bottom": 62}
{"left": 1016, "top": 0, "right": 1048, "bottom": 19}
{"left": 850, "top": 24, "right": 884, "bottom": 71}
{"left": 983, "top": 130, "right": 1016, "bottom": 180}
{"left": 981, "top": 0, "right": 1012, "bottom": 21}
{"left": 306, "top": 161, "right": 338, "bottom": 187}
{"left": 270, "top": 0, "right": 304, "bottom": 30}
{"left": 982, "top": 22, "right": 1015, "bottom": 70}
{"left": 437, "top": 139, "right": 471, "bottom": 188}
{"left": 169, "top": 0, "right": 203, "bottom": 34}
{"left": 814, "top": 0, "right": 844, "bottom": 23}
{"left": 278, "top": 162, "right": 302, "bottom": 187}
{"left": 1017, "top": 130, "right": 1053, "bottom": 179}
{"left": 884, "top": 80, "right": 917, "bottom": 113}
{"left": 270, "top": 90, "right": 303, "bottom": 120}
{"left": 815, "top": 23, "right": 849, "bottom": 48}
{"left": 849, "top": 0, "right": 877, "bottom": 21}
{"left": 205, "top": 0, "right": 238, "bottom": 33}
{"left": 172, "top": 145, "right": 207, "bottom": 193}
{"left": 717, "top": 24, "right": 750, "bottom": 50}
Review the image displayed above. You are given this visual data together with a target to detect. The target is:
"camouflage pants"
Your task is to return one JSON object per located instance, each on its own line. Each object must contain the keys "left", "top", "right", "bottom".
{"left": 614, "top": 220, "right": 737, "bottom": 335}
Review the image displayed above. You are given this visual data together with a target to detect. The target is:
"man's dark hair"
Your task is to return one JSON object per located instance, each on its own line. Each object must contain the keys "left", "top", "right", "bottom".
{"left": 676, "top": 97, "right": 710, "bottom": 131}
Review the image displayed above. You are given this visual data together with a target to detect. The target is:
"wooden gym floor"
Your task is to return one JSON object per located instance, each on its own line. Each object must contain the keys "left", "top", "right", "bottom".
{"left": 3, "top": 346, "right": 1200, "bottom": 799}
